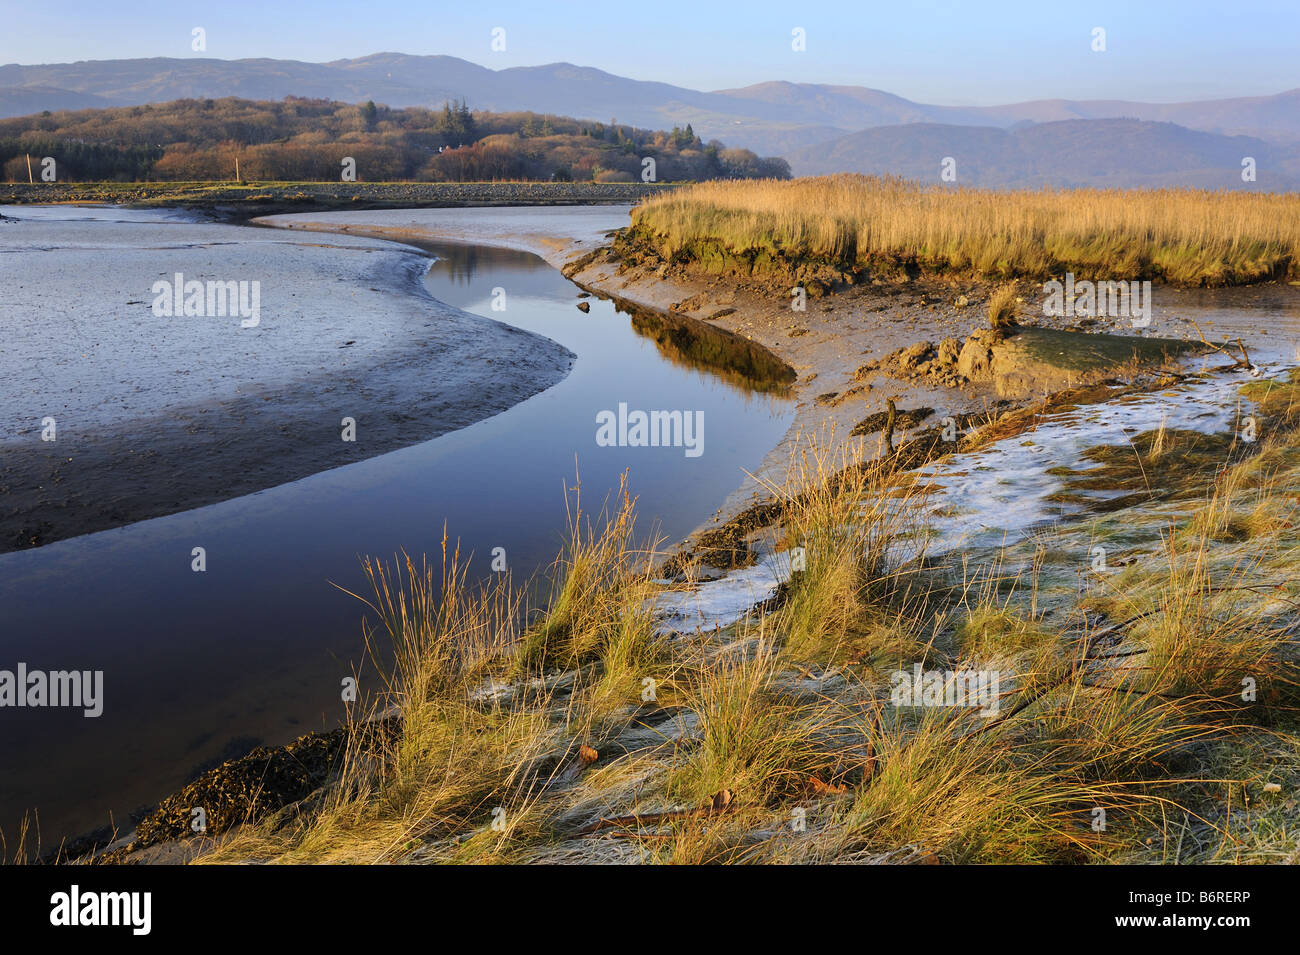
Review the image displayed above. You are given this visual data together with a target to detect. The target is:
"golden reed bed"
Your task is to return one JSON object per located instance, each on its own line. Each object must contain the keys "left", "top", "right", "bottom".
{"left": 630, "top": 174, "right": 1300, "bottom": 285}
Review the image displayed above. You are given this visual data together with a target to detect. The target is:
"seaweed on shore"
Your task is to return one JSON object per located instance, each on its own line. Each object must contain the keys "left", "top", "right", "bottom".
{"left": 76, "top": 718, "right": 398, "bottom": 863}
{"left": 851, "top": 406, "right": 934, "bottom": 437}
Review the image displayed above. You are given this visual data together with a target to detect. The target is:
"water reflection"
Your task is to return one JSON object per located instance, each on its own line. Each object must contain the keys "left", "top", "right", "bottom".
{"left": 404, "top": 238, "right": 797, "bottom": 395}
{"left": 0, "top": 222, "right": 796, "bottom": 850}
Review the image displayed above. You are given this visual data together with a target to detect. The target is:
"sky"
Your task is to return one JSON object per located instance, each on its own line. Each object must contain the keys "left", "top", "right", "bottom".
{"left": 4, "top": 0, "right": 1297, "bottom": 105}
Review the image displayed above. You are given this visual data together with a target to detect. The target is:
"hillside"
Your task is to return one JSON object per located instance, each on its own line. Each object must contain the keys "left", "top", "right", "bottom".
{"left": 0, "top": 96, "right": 790, "bottom": 183}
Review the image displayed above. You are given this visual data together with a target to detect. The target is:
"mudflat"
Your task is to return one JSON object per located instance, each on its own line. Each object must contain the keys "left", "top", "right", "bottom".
{"left": 0, "top": 209, "right": 573, "bottom": 552}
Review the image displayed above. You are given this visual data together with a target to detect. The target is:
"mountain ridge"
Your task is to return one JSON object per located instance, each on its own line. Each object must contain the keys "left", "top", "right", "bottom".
{"left": 3, "top": 53, "right": 1298, "bottom": 156}
{"left": 786, "top": 118, "right": 1299, "bottom": 190}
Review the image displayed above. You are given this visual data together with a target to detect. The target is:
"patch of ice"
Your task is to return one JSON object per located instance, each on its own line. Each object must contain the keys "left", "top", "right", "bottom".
{"left": 655, "top": 362, "right": 1281, "bottom": 634}
{"left": 654, "top": 549, "right": 799, "bottom": 635}
{"left": 912, "top": 368, "right": 1260, "bottom": 555}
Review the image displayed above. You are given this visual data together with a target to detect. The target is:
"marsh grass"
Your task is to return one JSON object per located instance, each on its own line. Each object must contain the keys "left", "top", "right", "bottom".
{"left": 516, "top": 475, "right": 666, "bottom": 675}
{"left": 817, "top": 709, "right": 1094, "bottom": 863}
{"left": 759, "top": 431, "right": 941, "bottom": 666}
{"left": 1240, "top": 367, "right": 1300, "bottom": 435}
{"left": 630, "top": 175, "right": 1300, "bottom": 285}
{"left": 987, "top": 283, "right": 1020, "bottom": 330}
{"left": 1105, "top": 509, "right": 1300, "bottom": 719}
{"left": 668, "top": 636, "right": 851, "bottom": 810}
{"left": 198, "top": 542, "right": 561, "bottom": 863}
{"left": 956, "top": 605, "right": 1054, "bottom": 658}
{"left": 1048, "top": 426, "right": 1248, "bottom": 513}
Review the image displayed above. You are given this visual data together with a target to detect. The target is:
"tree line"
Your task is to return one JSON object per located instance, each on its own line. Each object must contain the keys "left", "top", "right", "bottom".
{"left": 0, "top": 96, "right": 791, "bottom": 183}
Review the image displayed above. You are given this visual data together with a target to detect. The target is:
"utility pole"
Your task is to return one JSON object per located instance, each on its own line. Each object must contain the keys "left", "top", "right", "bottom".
{"left": 234, "top": 155, "right": 240, "bottom": 183}
{"left": 25, "top": 154, "right": 33, "bottom": 184}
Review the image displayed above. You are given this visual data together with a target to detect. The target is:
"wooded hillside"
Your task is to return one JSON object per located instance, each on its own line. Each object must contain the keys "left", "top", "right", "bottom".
{"left": 0, "top": 96, "right": 792, "bottom": 183}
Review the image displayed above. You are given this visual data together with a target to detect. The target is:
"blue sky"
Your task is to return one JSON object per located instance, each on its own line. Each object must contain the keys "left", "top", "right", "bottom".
{"left": 5, "top": 0, "right": 1297, "bottom": 105}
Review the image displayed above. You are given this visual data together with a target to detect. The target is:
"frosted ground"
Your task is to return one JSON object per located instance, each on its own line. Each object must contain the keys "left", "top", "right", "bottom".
{"left": 654, "top": 357, "right": 1276, "bottom": 634}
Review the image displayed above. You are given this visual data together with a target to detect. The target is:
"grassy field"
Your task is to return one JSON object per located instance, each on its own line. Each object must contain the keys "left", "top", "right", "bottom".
{"left": 1, "top": 179, "right": 676, "bottom": 213}
{"left": 627, "top": 174, "right": 1300, "bottom": 285}
{"left": 97, "top": 370, "right": 1299, "bottom": 865}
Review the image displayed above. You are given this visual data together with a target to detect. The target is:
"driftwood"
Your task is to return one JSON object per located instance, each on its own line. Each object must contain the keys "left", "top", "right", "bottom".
{"left": 578, "top": 789, "right": 734, "bottom": 836}
{"left": 1189, "top": 319, "right": 1254, "bottom": 371}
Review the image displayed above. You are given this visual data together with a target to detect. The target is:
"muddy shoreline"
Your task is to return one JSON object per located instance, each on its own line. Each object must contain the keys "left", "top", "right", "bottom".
{"left": 0, "top": 211, "right": 580, "bottom": 554}
{"left": 2, "top": 337, "right": 571, "bottom": 553}
{"left": 559, "top": 242, "right": 1264, "bottom": 535}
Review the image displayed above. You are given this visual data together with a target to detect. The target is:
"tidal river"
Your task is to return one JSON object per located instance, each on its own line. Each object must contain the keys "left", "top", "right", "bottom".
{"left": 0, "top": 205, "right": 795, "bottom": 850}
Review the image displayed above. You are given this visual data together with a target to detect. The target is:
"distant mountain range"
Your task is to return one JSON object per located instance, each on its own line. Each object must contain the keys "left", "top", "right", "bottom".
{"left": 787, "top": 119, "right": 1300, "bottom": 189}
{"left": 3, "top": 53, "right": 1298, "bottom": 189}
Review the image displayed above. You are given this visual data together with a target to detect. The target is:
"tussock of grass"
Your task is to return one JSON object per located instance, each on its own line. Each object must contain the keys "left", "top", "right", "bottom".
{"left": 1240, "top": 368, "right": 1300, "bottom": 432}
{"left": 956, "top": 607, "right": 1053, "bottom": 657}
{"left": 1108, "top": 522, "right": 1300, "bottom": 719}
{"left": 669, "top": 637, "right": 848, "bottom": 810}
{"left": 516, "top": 477, "right": 664, "bottom": 674}
{"left": 197, "top": 543, "right": 560, "bottom": 863}
{"left": 1050, "top": 426, "right": 1248, "bottom": 513}
{"left": 986, "top": 283, "right": 1020, "bottom": 329}
{"left": 820, "top": 711, "right": 1092, "bottom": 863}
{"left": 758, "top": 431, "right": 939, "bottom": 666}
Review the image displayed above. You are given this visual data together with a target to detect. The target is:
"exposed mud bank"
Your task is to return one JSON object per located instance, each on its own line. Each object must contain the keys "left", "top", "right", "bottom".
{"left": 0, "top": 209, "right": 576, "bottom": 553}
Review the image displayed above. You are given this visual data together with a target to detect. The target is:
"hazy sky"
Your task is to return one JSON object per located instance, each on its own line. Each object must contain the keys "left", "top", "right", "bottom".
{"left": 5, "top": 0, "right": 1297, "bottom": 105}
